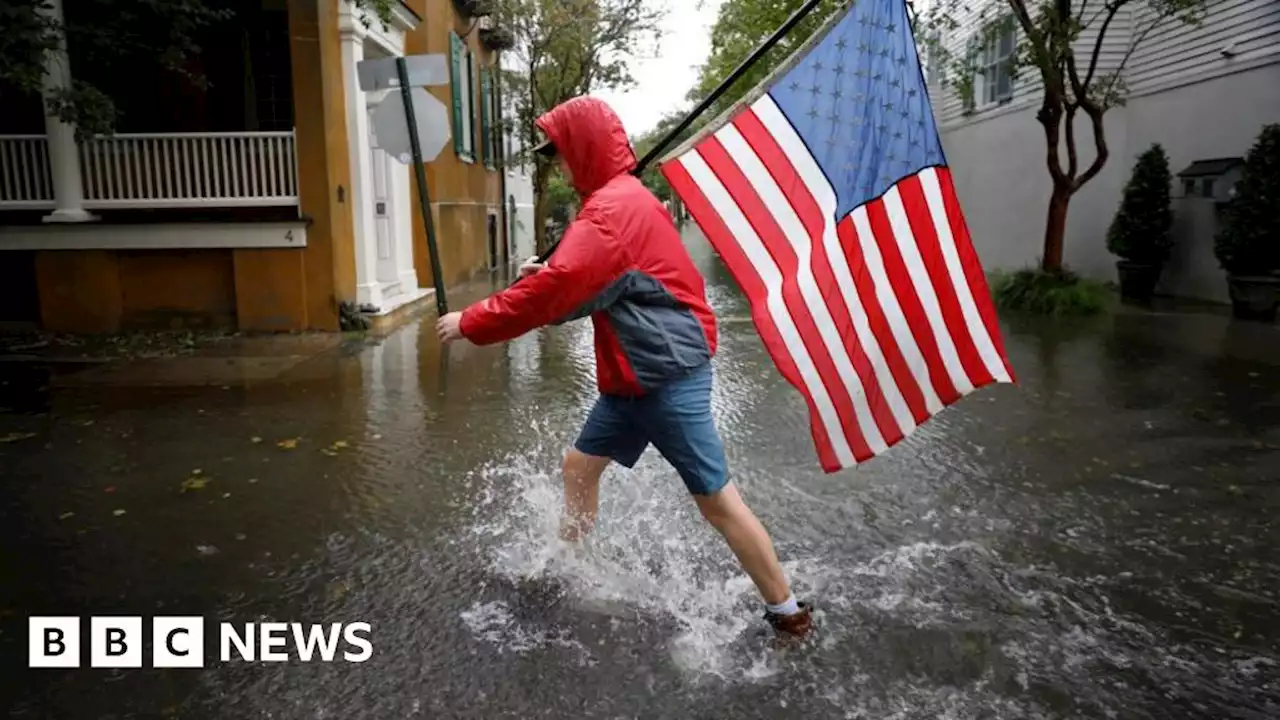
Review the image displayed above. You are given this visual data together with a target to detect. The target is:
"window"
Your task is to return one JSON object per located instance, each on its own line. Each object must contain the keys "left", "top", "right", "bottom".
{"left": 977, "top": 18, "right": 1016, "bottom": 106}
{"left": 449, "top": 31, "right": 476, "bottom": 163}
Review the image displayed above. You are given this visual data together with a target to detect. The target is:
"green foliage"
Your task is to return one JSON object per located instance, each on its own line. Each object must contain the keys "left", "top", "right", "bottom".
{"left": 493, "top": 0, "right": 663, "bottom": 248}
{"left": 1214, "top": 123, "right": 1280, "bottom": 276}
{"left": 688, "top": 0, "right": 846, "bottom": 119}
{"left": 991, "top": 268, "right": 1110, "bottom": 316}
{"left": 495, "top": 0, "right": 663, "bottom": 155}
{"left": 0, "top": 0, "right": 396, "bottom": 139}
{"left": 1106, "top": 143, "right": 1173, "bottom": 264}
{"left": 630, "top": 110, "right": 696, "bottom": 201}
{"left": 0, "top": 0, "right": 240, "bottom": 138}
{"left": 544, "top": 170, "right": 577, "bottom": 222}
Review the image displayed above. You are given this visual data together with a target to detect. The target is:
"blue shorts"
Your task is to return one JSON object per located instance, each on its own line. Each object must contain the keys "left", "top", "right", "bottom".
{"left": 573, "top": 363, "right": 729, "bottom": 496}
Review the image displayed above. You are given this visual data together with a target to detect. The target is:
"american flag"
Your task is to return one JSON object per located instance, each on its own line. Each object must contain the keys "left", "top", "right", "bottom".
{"left": 661, "top": 0, "right": 1015, "bottom": 473}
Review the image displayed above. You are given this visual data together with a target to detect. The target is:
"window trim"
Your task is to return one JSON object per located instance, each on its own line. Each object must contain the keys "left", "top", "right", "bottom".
{"left": 975, "top": 17, "right": 1016, "bottom": 108}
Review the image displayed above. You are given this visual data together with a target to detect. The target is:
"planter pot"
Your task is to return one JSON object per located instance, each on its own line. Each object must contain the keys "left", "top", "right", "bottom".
{"left": 1116, "top": 260, "right": 1162, "bottom": 303}
{"left": 1226, "top": 274, "right": 1280, "bottom": 322}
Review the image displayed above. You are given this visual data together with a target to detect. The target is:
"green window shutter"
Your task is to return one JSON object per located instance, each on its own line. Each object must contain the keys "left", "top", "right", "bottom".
{"left": 480, "top": 68, "right": 493, "bottom": 170}
{"left": 449, "top": 32, "right": 463, "bottom": 157}
{"left": 466, "top": 52, "right": 476, "bottom": 160}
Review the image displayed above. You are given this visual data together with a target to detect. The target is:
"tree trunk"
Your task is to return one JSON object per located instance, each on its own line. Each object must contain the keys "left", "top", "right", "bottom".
{"left": 1042, "top": 183, "right": 1072, "bottom": 273}
{"left": 532, "top": 162, "right": 552, "bottom": 254}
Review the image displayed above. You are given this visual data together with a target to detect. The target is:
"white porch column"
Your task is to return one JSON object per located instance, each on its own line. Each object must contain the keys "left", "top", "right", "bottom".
{"left": 338, "top": 5, "right": 384, "bottom": 310}
{"left": 39, "top": 0, "right": 95, "bottom": 223}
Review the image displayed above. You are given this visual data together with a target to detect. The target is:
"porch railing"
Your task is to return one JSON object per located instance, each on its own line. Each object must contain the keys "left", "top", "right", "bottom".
{"left": 0, "top": 131, "right": 299, "bottom": 210}
{"left": 0, "top": 136, "right": 54, "bottom": 210}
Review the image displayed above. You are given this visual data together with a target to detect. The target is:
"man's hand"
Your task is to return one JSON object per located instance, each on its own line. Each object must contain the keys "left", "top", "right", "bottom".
{"left": 518, "top": 256, "right": 544, "bottom": 278}
{"left": 436, "top": 311, "right": 464, "bottom": 343}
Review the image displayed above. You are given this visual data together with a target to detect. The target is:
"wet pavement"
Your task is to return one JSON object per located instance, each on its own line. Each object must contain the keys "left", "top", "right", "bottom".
{"left": 2, "top": 229, "right": 1278, "bottom": 719}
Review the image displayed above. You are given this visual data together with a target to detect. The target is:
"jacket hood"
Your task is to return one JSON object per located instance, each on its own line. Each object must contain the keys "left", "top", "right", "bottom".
{"left": 535, "top": 97, "right": 637, "bottom": 197}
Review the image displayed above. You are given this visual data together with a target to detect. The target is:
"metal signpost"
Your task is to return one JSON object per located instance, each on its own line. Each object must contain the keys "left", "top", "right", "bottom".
{"left": 358, "top": 54, "right": 451, "bottom": 315}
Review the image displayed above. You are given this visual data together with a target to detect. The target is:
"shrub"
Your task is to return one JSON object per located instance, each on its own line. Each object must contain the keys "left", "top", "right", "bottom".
{"left": 991, "top": 268, "right": 1111, "bottom": 316}
{"left": 1106, "top": 143, "right": 1173, "bottom": 264}
{"left": 1214, "top": 123, "right": 1280, "bottom": 275}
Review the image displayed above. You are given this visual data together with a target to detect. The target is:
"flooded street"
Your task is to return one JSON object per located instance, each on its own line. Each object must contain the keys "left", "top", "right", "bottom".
{"left": 2, "top": 229, "right": 1278, "bottom": 719}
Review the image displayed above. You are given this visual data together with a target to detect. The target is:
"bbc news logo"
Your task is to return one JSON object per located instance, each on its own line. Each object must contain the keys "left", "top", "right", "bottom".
{"left": 29, "top": 617, "right": 372, "bottom": 668}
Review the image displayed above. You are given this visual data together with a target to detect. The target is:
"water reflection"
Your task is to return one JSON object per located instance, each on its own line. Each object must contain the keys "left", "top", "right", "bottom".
{"left": 0, "top": 230, "right": 1276, "bottom": 719}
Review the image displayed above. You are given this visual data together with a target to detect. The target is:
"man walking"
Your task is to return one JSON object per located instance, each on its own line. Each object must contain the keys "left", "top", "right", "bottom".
{"left": 435, "top": 96, "right": 812, "bottom": 639}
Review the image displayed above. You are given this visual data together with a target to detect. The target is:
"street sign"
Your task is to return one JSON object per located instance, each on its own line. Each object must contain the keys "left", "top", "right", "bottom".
{"left": 370, "top": 86, "right": 451, "bottom": 165}
{"left": 356, "top": 54, "right": 448, "bottom": 92}
{"left": 354, "top": 54, "right": 451, "bottom": 316}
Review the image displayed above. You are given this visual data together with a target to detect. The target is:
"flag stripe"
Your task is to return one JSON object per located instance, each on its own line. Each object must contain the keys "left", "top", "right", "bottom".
{"left": 659, "top": 0, "right": 1016, "bottom": 472}
{"left": 919, "top": 168, "right": 1012, "bottom": 384}
{"left": 662, "top": 158, "right": 843, "bottom": 471}
{"left": 669, "top": 150, "right": 856, "bottom": 469}
{"left": 836, "top": 217, "right": 932, "bottom": 425}
{"left": 699, "top": 134, "right": 878, "bottom": 460}
{"left": 882, "top": 186, "right": 974, "bottom": 396}
{"left": 717, "top": 118, "right": 894, "bottom": 453}
{"left": 895, "top": 174, "right": 994, "bottom": 389}
{"left": 746, "top": 97, "right": 913, "bottom": 443}
{"left": 847, "top": 206, "right": 946, "bottom": 415}
{"left": 935, "top": 168, "right": 1016, "bottom": 383}
{"left": 862, "top": 199, "right": 961, "bottom": 405}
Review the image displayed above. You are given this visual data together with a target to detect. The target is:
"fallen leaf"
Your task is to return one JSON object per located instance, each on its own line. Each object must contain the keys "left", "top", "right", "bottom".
{"left": 371, "top": 433, "right": 383, "bottom": 441}
{"left": 277, "top": 438, "right": 299, "bottom": 450}
{"left": 332, "top": 440, "right": 349, "bottom": 449}
{"left": 248, "top": 478, "right": 259, "bottom": 484}
{"left": 235, "top": 533, "right": 247, "bottom": 541}
{"left": 251, "top": 436, "right": 263, "bottom": 444}
{"left": 191, "top": 468, "right": 203, "bottom": 476}
{"left": 222, "top": 492, "right": 231, "bottom": 499}
{"left": 0, "top": 432, "right": 37, "bottom": 443}
{"left": 104, "top": 486, "right": 116, "bottom": 493}
{"left": 79, "top": 419, "right": 95, "bottom": 427}
{"left": 180, "top": 477, "right": 209, "bottom": 492}
{"left": 58, "top": 512, "right": 75, "bottom": 520}
{"left": 112, "top": 509, "right": 126, "bottom": 517}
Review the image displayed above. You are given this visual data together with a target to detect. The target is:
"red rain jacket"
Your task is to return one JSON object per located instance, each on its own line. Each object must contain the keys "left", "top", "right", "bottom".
{"left": 458, "top": 96, "right": 717, "bottom": 397}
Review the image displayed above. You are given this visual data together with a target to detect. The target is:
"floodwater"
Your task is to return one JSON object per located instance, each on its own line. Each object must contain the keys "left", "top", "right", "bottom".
{"left": 2, "top": 230, "right": 1278, "bottom": 719}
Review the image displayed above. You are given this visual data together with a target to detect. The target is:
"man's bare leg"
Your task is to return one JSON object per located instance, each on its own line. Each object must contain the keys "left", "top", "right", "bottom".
{"left": 693, "top": 482, "right": 790, "bottom": 604}
{"left": 560, "top": 449, "right": 612, "bottom": 542}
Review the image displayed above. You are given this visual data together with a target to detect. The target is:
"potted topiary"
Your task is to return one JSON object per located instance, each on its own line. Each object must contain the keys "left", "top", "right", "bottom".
{"left": 1106, "top": 143, "right": 1173, "bottom": 303}
{"left": 1214, "top": 123, "right": 1280, "bottom": 321}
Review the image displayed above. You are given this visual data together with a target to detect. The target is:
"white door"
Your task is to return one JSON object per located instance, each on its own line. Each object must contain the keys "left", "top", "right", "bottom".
{"left": 368, "top": 106, "right": 401, "bottom": 300}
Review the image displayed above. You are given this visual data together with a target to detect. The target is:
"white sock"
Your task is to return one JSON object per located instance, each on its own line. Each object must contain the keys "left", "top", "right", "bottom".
{"left": 765, "top": 595, "right": 801, "bottom": 616}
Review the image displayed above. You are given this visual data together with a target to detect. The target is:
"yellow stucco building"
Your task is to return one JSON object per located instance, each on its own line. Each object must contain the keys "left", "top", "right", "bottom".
{"left": 0, "top": 0, "right": 514, "bottom": 333}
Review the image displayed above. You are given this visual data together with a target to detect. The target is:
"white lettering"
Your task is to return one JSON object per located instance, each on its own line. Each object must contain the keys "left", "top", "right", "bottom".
{"left": 220, "top": 624, "right": 254, "bottom": 662}
{"left": 259, "top": 622, "right": 288, "bottom": 661}
{"left": 291, "top": 623, "right": 341, "bottom": 662}
{"left": 343, "top": 623, "right": 372, "bottom": 662}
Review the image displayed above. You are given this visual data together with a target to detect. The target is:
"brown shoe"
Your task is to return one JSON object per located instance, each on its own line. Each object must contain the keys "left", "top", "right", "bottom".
{"left": 764, "top": 601, "right": 813, "bottom": 639}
